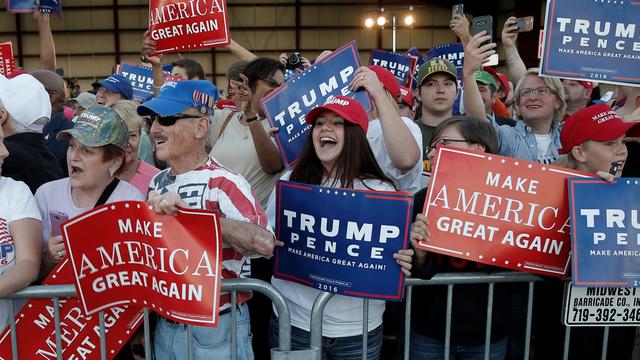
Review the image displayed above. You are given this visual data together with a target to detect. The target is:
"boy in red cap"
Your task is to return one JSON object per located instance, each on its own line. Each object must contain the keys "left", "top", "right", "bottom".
{"left": 559, "top": 103, "right": 639, "bottom": 177}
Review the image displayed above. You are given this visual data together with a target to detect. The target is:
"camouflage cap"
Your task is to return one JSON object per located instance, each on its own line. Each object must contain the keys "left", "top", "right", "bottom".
{"left": 57, "top": 106, "right": 128, "bottom": 150}
{"left": 417, "top": 58, "right": 458, "bottom": 87}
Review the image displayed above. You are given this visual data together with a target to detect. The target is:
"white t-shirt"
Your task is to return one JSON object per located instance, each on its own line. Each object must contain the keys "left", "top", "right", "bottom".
{"left": 208, "top": 109, "right": 280, "bottom": 209}
{"left": 266, "top": 171, "right": 394, "bottom": 337}
{"left": 534, "top": 132, "right": 554, "bottom": 163}
{"left": 35, "top": 178, "right": 144, "bottom": 244}
{"left": 367, "top": 116, "right": 423, "bottom": 194}
{"left": 0, "top": 177, "right": 41, "bottom": 331}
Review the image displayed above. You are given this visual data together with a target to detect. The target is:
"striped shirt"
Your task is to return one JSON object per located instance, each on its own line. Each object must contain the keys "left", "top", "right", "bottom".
{"left": 490, "top": 116, "right": 563, "bottom": 164}
{"left": 148, "top": 157, "right": 271, "bottom": 308}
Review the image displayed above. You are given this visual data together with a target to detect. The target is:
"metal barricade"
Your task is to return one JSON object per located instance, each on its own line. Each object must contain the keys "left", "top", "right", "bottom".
{"left": 1, "top": 278, "right": 293, "bottom": 360}
{"left": 306, "top": 271, "right": 636, "bottom": 360}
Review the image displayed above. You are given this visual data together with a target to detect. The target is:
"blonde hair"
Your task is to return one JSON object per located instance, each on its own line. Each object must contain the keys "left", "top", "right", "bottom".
{"left": 109, "top": 100, "right": 143, "bottom": 133}
{"left": 514, "top": 68, "right": 566, "bottom": 123}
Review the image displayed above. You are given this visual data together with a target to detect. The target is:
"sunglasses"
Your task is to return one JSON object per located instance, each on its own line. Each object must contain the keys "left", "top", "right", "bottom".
{"left": 147, "top": 113, "right": 198, "bottom": 127}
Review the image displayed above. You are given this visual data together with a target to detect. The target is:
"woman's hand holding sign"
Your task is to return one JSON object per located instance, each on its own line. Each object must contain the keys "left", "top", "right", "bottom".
{"left": 409, "top": 213, "right": 431, "bottom": 267}
{"left": 393, "top": 249, "right": 415, "bottom": 277}
{"left": 46, "top": 235, "right": 65, "bottom": 261}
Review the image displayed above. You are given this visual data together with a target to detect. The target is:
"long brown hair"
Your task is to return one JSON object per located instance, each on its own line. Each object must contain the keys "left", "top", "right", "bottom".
{"left": 290, "top": 122, "right": 396, "bottom": 190}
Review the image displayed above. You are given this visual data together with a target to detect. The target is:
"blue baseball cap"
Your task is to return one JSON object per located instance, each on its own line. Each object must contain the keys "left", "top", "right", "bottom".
{"left": 93, "top": 74, "right": 133, "bottom": 100}
{"left": 136, "top": 79, "right": 219, "bottom": 117}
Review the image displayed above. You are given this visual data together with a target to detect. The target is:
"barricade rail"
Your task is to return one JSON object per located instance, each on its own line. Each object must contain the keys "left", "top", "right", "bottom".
{"left": 0, "top": 278, "right": 293, "bottom": 360}
{"left": 2, "top": 273, "right": 637, "bottom": 360}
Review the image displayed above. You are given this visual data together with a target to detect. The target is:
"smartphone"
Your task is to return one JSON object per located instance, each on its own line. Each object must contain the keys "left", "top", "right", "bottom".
{"left": 516, "top": 16, "right": 534, "bottom": 32}
{"left": 471, "top": 16, "right": 493, "bottom": 46}
{"left": 49, "top": 211, "right": 69, "bottom": 237}
{"left": 452, "top": 4, "right": 464, "bottom": 18}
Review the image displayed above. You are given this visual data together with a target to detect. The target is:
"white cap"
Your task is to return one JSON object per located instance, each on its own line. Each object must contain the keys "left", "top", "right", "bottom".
{"left": 0, "top": 74, "right": 51, "bottom": 127}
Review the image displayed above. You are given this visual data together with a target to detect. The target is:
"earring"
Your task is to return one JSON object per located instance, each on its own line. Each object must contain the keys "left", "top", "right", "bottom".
{"left": 109, "top": 168, "right": 115, "bottom": 177}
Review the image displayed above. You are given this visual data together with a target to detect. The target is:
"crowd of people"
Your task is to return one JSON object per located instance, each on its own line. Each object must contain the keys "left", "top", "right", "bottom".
{"left": 0, "top": 6, "right": 638, "bottom": 360}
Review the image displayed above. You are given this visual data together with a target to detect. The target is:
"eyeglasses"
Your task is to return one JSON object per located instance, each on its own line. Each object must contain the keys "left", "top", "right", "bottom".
{"left": 148, "top": 113, "right": 198, "bottom": 127}
{"left": 264, "top": 78, "right": 283, "bottom": 88}
{"left": 518, "top": 86, "right": 555, "bottom": 98}
{"left": 425, "top": 138, "right": 469, "bottom": 154}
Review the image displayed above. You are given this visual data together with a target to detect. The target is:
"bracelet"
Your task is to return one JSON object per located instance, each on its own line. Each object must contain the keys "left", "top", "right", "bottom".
{"left": 245, "top": 115, "right": 258, "bottom": 123}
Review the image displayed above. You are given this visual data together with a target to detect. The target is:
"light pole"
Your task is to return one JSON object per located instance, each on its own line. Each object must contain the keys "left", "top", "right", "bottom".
{"left": 364, "top": 7, "right": 414, "bottom": 53}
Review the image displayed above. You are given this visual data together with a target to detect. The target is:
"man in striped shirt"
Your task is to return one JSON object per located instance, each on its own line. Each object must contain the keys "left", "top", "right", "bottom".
{"left": 138, "top": 79, "right": 274, "bottom": 360}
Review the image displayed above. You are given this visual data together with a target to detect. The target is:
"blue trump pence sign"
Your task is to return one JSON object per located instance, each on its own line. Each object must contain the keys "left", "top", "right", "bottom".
{"left": 261, "top": 41, "right": 372, "bottom": 167}
{"left": 569, "top": 178, "right": 640, "bottom": 287}
{"left": 274, "top": 180, "right": 413, "bottom": 301}
{"left": 540, "top": 0, "right": 640, "bottom": 86}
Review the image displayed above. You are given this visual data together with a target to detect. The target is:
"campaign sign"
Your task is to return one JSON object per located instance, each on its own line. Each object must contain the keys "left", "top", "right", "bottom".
{"left": 148, "top": 0, "right": 231, "bottom": 55}
{"left": 406, "top": 47, "right": 426, "bottom": 90}
{"left": 418, "top": 146, "right": 591, "bottom": 278}
{"left": 261, "top": 41, "right": 372, "bottom": 167}
{"left": 273, "top": 180, "right": 413, "bottom": 301}
{"left": 426, "top": 43, "right": 464, "bottom": 115}
{"left": 369, "top": 49, "right": 418, "bottom": 88}
{"left": 0, "top": 259, "right": 143, "bottom": 359}
{"left": 6, "top": 0, "right": 34, "bottom": 13}
{"left": 540, "top": 0, "right": 640, "bottom": 86}
{"left": 39, "top": 0, "right": 61, "bottom": 14}
{"left": 62, "top": 201, "right": 223, "bottom": 326}
{"left": 0, "top": 43, "right": 15, "bottom": 77}
{"left": 563, "top": 282, "right": 640, "bottom": 326}
{"left": 568, "top": 178, "right": 640, "bottom": 287}
{"left": 117, "top": 62, "right": 169, "bottom": 102}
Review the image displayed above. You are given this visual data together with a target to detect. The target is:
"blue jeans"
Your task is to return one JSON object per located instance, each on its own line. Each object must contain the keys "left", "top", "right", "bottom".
{"left": 269, "top": 315, "right": 382, "bottom": 360}
{"left": 153, "top": 303, "right": 254, "bottom": 360}
{"left": 410, "top": 330, "right": 507, "bottom": 360}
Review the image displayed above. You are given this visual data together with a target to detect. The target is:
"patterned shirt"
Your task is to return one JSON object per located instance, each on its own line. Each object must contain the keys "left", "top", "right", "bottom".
{"left": 490, "top": 116, "right": 563, "bottom": 164}
{"left": 148, "top": 157, "right": 271, "bottom": 308}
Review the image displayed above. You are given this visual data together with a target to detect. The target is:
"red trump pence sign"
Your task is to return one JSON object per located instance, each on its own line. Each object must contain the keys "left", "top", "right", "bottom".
{"left": 418, "top": 147, "right": 591, "bottom": 278}
{"left": 0, "top": 43, "right": 15, "bottom": 77}
{"left": 63, "top": 201, "right": 223, "bottom": 326}
{"left": 0, "top": 259, "right": 143, "bottom": 360}
{"left": 149, "top": 0, "right": 231, "bottom": 55}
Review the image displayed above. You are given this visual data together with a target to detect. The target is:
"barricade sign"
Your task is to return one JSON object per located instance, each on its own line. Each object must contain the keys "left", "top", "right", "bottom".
{"left": 148, "top": 0, "right": 231, "bottom": 55}
{"left": 62, "top": 201, "right": 223, "bottom": 326}
{"left": 540, "top": 0, "right": 640, "bottom": 86}
{"left": 418, "top": 146, "right": 591, "bottom": 278}
{"left": 261, "top": 41, "right": 372, "bottom": 167}
{"left": 568, "top": 178, "right": 640, "bottom": 287}
{"left": 116, "top": 62, "right": 169, "bottom": 102}
{"left": 0, "top": 259, "right": 143, "bottom": 359}
{"left": 273, "top": 180, "right": 412, "bottom": 301}
{"left": 0, "top": 43, "right": 15, "bottom": 77}
{"left": 369, "top": 49, "right": 418, "bottom": 88}
{"left": 563, "top": 282, "right": 640, "bottom": 326}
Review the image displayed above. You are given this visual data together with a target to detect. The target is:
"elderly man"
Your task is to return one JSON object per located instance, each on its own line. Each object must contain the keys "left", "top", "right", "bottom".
{"left": 0, "top": 74, "right": 63, "bottom": 193}
{"left": 137, "top": 79, "right": 274, "bottom": 360}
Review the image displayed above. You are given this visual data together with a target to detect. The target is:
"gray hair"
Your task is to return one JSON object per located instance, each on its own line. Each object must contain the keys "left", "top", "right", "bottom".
{"left": 0, "top": 99, "right": 46, "bottom": 134}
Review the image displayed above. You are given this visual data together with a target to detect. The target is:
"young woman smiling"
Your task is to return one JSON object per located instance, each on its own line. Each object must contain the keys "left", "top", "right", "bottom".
{"left": 266, "top": 96, "right": 414, "bottom": 360}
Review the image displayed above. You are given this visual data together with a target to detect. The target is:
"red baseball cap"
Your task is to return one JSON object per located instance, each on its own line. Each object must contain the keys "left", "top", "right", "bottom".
{"left": 579, "top": 81, "right": 594, "bottom": 90}
{"left": 305, "top": 96, "right": 369, "bottom": 133}
{"left": 559, "top": 104, "right": 640, "bottom": 154}
{"left": 367, "top": 65, "right": 400, "bottom": 100}
{"left": 399, "top": 86, "right": 414, "bottom": 107}
{"left": 483, "top": 67, "right": 510, "bottom": 96}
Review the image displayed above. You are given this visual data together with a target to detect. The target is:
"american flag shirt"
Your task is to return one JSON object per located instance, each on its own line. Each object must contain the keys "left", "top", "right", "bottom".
{"left": 148, "top": 157, "right": 271, "bottom": 308}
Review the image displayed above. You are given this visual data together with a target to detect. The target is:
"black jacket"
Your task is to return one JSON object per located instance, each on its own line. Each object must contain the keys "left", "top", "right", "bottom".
{"left": 4, "top": 132, "right": 64, "bottom": 193}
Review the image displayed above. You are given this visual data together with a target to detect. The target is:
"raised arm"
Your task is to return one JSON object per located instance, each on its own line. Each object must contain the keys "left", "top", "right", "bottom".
{"left": 350, "top": 66, "right": 420, "bottom": 171}
{"left": 34, "top": 11, "right": 56, "bottom": 71}
{"left": 450, "top": 14, "right": 471, "bottom": 46}
{"left": 225, "top": 39, "right": 258, "bottom": 61}
{"left": 142, "top": 30, "right": 165, "bottom": 97}
{"left": 462, "top": 32, "right": 496, "bottom": 121}
{"left": 501, "top": 16, "right": 527, "bottom": 85}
